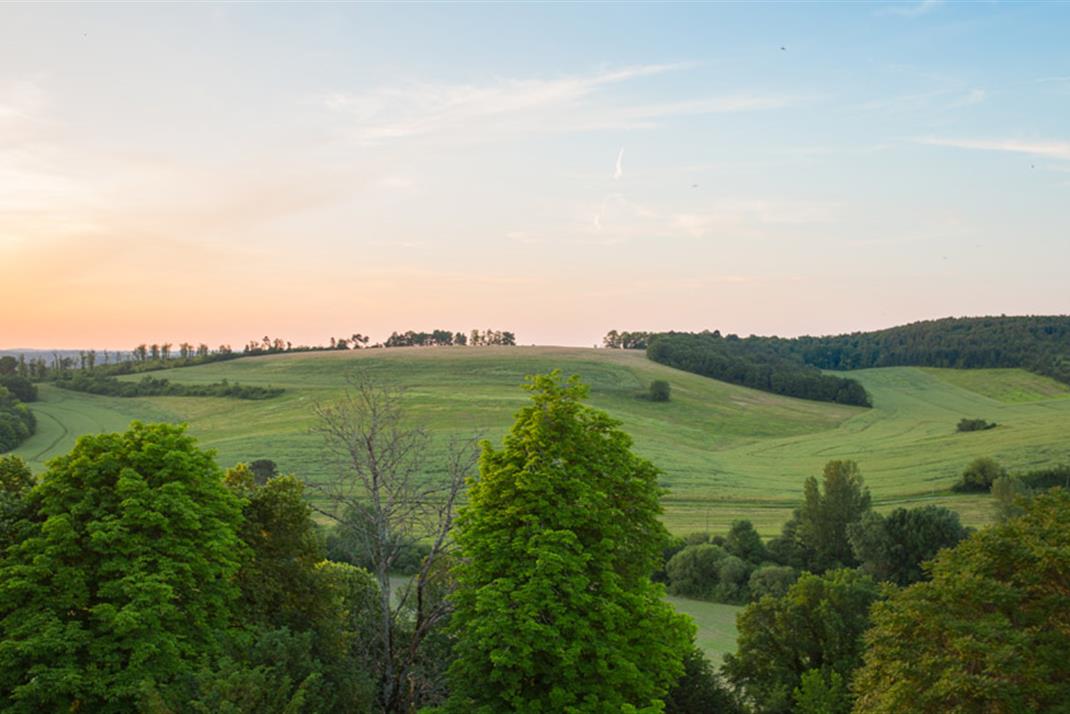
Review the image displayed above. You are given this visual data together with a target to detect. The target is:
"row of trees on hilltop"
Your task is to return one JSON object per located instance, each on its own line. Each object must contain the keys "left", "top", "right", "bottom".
{"left": 645, "top": 332, "right": 872, "bottom": 406}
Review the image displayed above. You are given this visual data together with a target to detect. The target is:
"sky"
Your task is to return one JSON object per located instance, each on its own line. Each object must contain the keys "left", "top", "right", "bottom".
{"left": 1, "top": 1, "right": 1069, "bottom": 349}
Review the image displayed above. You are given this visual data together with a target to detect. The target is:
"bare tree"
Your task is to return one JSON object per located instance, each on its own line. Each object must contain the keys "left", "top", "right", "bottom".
{"left": 310, "top": 373, "right": 477, "bottom": 712}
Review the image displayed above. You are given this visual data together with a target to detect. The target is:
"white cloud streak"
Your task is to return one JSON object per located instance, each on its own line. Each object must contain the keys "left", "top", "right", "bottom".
{"left": 614, "top": 147, "right": 624, "bottom": 180}
{"left": 917, "top": 137, "right": 1070, "bottom": 161}
{"left": 324, "top": 64, "right": 793, "bottom": 143}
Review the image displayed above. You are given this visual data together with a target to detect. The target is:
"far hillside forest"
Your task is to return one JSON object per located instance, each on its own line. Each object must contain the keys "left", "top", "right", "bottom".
{"left": 603, "top": 315, "right": 1070, "bottom": 407}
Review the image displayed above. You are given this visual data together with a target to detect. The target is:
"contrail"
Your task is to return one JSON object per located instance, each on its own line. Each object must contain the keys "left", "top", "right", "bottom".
{"left": 614, "top": 147, "right": 624, "bottom": 180}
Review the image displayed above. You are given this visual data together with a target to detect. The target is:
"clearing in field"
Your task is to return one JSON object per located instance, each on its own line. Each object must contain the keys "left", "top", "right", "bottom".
{"left": 13, "top": 348, "right": 1070, "bottom": 534}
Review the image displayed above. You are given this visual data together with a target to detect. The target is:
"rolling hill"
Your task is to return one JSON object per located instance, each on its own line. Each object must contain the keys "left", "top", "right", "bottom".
{"left": 13, "top": 346, "right": 1070, "bottom": 534}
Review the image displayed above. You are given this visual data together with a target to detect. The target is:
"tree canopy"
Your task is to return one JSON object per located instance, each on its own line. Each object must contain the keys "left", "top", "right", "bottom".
{"left": 852, "top": 489, "right": 1070, "bottom": 712}
{"left": 0, "top": 422, "right": 243, "bottom": 712}
{"left": 447, "top": 372, "right": 693, "bottom": 712}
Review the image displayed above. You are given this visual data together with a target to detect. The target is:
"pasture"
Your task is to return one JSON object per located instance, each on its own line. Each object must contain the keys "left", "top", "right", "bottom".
{"left": 13, "top": 347, "right": 1070, "bottom": 534}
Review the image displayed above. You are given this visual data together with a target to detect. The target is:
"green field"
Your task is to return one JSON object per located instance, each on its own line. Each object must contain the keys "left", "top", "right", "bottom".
{"left": 666, "top": 596, "right": 741, "bottom": 666}
{"left": 13, "top": 347, "right": 1070, "bottom": 534}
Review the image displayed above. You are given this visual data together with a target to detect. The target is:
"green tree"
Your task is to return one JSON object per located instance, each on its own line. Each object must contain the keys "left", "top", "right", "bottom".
{"left": 0, "top": 422, "right": 243, "bottom": 712}
{"left": 447, "top": 372, "right": 693, "bottom": 713}
{"left": 666, "top": 543, "right": 729, "bottom": 599}
{"left": 663, "top": 648, "right": 744, "bottom": 714}
{"left": 952, "top": 456, "right": 1006, "bottom": 492}
{"left": 0, "top": 456, "right": 33, "bottom": 552}
{"left": 796, "top": 460, "right": 871, "bottom": 572}
{"left": 852, "top": 490, "right": 1070, "bottom": 713}
{"left": 649, "top": 380, "right": 671, "bottom": 402}
{"left": 723, "top": 568, "right": 879, "bottom": 714}
{"left": 847, "top": 505, "right": 968, "bottom": 586}
{"left": 724, "top": 519, "right": 766, "bottom": 564}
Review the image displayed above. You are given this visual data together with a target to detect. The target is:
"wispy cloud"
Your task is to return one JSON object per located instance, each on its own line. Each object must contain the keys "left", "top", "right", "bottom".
{"left": 917, "top": 137, "right": 1070, "bottom": 161}
{"left": 324, "top": 64, "right": 793, "bottom": 143}
{"left": 878, "top": 0, "right": 943, "bottom": 18}
{"left": 613, "top": 147, "right": 624, "bottom": 180}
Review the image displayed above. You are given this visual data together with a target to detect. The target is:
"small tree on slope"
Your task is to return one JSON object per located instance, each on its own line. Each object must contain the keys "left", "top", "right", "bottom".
{"left": 446, "top": 372, "right": 693, "bottom": 713}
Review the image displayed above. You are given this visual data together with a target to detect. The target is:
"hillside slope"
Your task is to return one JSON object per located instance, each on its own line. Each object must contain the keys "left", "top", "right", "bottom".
{"left": 14, "top": 347, "right": 1070, "bottom": 533}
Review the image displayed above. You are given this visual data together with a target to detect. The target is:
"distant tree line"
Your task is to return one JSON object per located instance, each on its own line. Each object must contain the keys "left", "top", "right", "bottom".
{"left": 603, "top": 330, "right": 655, "bottom": 349}
{"left": 55, "top": 374, "right": 283, "bottom": 400}
{"left": 0, "top": 361, "right": 36, "bottom": 453}
{"left": 645, "top": 332, "right": 872, "bottom": 407}
{"left": 748, "top": 315, "right": 1070, "bottom": 385}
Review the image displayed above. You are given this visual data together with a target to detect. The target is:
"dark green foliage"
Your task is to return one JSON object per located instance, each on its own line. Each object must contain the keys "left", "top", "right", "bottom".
{"left": 0, "top": 375, "right": 36, "bottom": 403}
{"left": 248, "top": 458, "right": 279, "bottom": 484}
{"left": 0, "top": 387, "right": 35, "bottom": 453}
{"left": 324, "top": 504, "right": 432, "bottom": 576}
{"left": 1016, "top": 463, "right": 1070, "bottom": 490}
{"left": 0, "top": 422, "right": 243, "bottom": 712}
{"left": 990, "top": 475, "right": 1031, "bottom": 522}
{"left": 794, "top": 669, "right": 850, "bottom": 714}
{"left": 603, "top": 330, "right": 656, "bottom": 349}
{"left": 956, "top": 417, "right": 996, "bottom": 432}
{"left": 847, "top": 506, "right": 969, "bottom": 586}
{"left": 663, "top": 648, "right": 745, "bottom": 714}
{"left": 0, "top": 457, "right": 34, "bottom": 553}
{"left": 649, "top": 379, "right": 671, "bottom": 402}
{"left": 0, "top": 357, "right": 15, "bottom": 376}
{"left": 768, "top": 315, "right": 1070, "bottom": 386}
{"left": 724, "top": 519, "right": 766, "bottom": 564}
{"left": 952, "top": 456, "right": 1006, "bottom": 492}
{"left": 647, "top": 332, "right": 871, "bottom": 406}
{"left": 666, "top": 544, "right": 730, "bottom": 599}
{"left": 852, "top": 490, "right": 1070, "bottom": 712}
{"left": 447, "top": 372, "right": 693, "bottom": 712}
{"left": 794, "top": 461, "right": 871, "bottom": 572}
{"left": 747, "top": 565, "right": 798, "bottom": 601}
{"left": 57, "top": 373, "right": 283, "bottom": 400}
{"left": 723, "top": 569, "right": 880, "bottom": 714}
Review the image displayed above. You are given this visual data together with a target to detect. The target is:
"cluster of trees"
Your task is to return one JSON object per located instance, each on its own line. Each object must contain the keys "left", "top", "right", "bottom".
{"left": 711, "top": 459, "right": 1070, "bottom": 713}
{"left": 0, "top": 362, "right": 36, "bottom": 453}
{"left": 382, "top": 329, "right": 517, "bottom": 347}
{"left": 661, "top": 462, "right": 971, "bottom": 609}
{"left": 647, "top": 332, "right": 872, "bottom": 407}
{"left": 56, "top": 373, "right": 284, "bottom": 400}
{"left": 603, "top": 330, "right": 655, "bottom": 349}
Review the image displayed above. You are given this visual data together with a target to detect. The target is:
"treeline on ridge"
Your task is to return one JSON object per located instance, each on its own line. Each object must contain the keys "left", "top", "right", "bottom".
{"left": 645, "top": 332, "right": 872, "bottom": 407}
{"left": 56, "top": 373, "right": 283, "bottom": 400}
{"left": 749, "top": 315, "right": 1070, "bottom": 383}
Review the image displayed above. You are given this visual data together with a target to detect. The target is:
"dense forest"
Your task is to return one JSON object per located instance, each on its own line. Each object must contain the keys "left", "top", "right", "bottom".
{"left": 745, "top": 315, "right": 1070, "bottom": 383}
{"left": 610, "top": 315, "right": 1070, "bottom": 407}
{"left": 645, "top": 332, "right": 872, "bottom": 407}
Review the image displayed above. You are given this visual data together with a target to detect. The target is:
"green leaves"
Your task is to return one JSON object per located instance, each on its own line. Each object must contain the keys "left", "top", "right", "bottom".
{"left": 0, "top": 422, "right": 243, "bottom": 712}
{"left": 448, "top": 371, "right": 692, "bottom": 713}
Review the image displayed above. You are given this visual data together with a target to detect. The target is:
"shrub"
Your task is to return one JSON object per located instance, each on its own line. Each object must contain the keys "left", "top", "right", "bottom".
{"left": 952, "top": 457, "right": 1007, "bottom": 492}
{"left": 666, "top": 544, "right": 728, "bottom": 599}
{"left": 650, "top": 380, "right": 671, "bottom": 402}
{"left": 957, "top": 417, "right": 996, "bottom": 432}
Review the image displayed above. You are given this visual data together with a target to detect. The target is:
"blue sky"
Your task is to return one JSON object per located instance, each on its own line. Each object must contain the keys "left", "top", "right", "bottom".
{"left": 1, "top": 1, "right": 1068, "bottom": 348}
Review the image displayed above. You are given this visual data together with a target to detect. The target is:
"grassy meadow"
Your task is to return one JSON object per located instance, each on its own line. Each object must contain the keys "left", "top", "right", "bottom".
{"left": 13, "top": 346, "right": 1070, "bottom": 535}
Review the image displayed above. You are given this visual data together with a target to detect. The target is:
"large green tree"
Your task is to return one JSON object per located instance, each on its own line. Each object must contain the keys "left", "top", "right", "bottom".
{"left": 796, "top": 460, "right": 871, "bottom": 572}
{"left": 447, "top": 372, "right": 693, "bottom": 713}
{"left": 0, "top": 422, "right": 243, "bottom": 712}
{"left": 847, "top": 505, "right": 968, "bottom": 585}
{"left": 723, "top": 568, "right": 879, "bottom": 714}
{"left": 852, "top": 489, "right": 1070, "bottom": 712}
